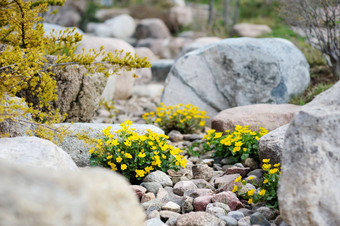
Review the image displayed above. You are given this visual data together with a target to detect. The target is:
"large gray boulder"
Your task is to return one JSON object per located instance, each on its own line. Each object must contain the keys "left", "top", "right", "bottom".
{"left": 0, "top": 136, "right": 77, "bottom": 170}
{"left": 278, "top": 80, "right": 340, "bottom": 225}
{"left": 55, "top": 123, "right": 164, "bottom": 166}
{"left": 161, "top": 38, "right": 310, "bottom": 118}
{"left": 0, "top": 160, "right": 145, "bottom": 226}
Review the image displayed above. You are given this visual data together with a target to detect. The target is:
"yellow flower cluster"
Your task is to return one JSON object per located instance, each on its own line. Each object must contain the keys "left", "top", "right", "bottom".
{"left": 203, "top": 125, "right": 268, "bottom": 163}
{"left": 143, "top": 103, "right": 209, "bottom": 133}
{"left": 89, "top": 120, "right": 187, "bottom": 181}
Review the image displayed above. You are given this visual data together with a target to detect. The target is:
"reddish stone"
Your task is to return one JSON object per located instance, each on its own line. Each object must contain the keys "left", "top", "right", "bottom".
{"left": 193, "top": 195, "right": 213, "bottom": 211}
{"left": 225, "top": 167, "right": 251, "bottom": 177}
{"left": 212, "top": 191, "right": 244, "bottom": 210}
{"left": 131, "top": 185, "right": 147, "bottom": 201}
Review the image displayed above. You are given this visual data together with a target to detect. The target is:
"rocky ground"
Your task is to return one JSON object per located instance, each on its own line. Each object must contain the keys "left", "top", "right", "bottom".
{"left": 92, "top": 83, "right": 284, "bottom": 226}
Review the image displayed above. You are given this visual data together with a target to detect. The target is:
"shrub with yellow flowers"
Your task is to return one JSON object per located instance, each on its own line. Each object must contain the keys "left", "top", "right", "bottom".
{"left": 232, "top": 159, "right": 281, "bottom": 208}
{"left": 202, "top": 125, "right": 268, "bottom": 163}
{"left": 89, "top": 120, "right": 187, "bottom": 183}
{"left": 142, "top": 103, "right": 209, "bottom": 134}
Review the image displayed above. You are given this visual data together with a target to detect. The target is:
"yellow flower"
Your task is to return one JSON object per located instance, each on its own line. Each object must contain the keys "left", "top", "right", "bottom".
{"left": 263, "top": 159, "right": 270, "bottom": 163}
{"left": 108, "top": 161, "right": 117, "bottom": 171}
{"left": 89, "top": 147, "right": 95, "bottom": 154}
{"left": 102, "top": 126, "right": 112, "bottom": 136}
{"left": 124, "top": 140, "right": 131, "bottom": 147}
{"left": 243, "top": 148, "right": 247, "bottom": 152}
{"left": 274, "top": 163, "right": 280, "bottom": 167}
{"left": 232, "top": 146, "right": 241, "bottom": 152}
{"left": 199, "top": 121, "right": 206, "bottom": 127}
{"left": 214, "top": 132, "right": 223, "bottom": 139}
{"left": 235, "top": 141, "right": 243, "bottom": 147}
{"left": 162, "top": 154, "right": 167, "bottom": 159}
{"left": 145, "top": 166, "right": 154, "bottom": 173}
{"left": 155, "top": 118, "right": 162, "bottom": 123}
{"left": 107, "top": 155, "right": 113, "bottom": 160}
{"left": 248, "top": 176, "right": 254, "bottom": 180}
{"left": 247, "top": 189, "right": 255, "bottom": 196}
{"left": 151, "top": 146, "right": 157, "bottom": 150}
{"left": 116, "top": 156, "right": 122, "bottom": 162}
{"left": 124, "top": 153, "right": 132, "bottom": 159}
{"left": 138, "top": 152, "right": 146, "bottom": 158}
{"left": 262, "top": 164, "right": 271, "bottom": 171}
{"left": 263, "top": 179, "right": 268, "bottom": 184}
{"left": 148, "top": 141, "right": 154, "bottom": 146}
{"left": 259, "top": 189, "right": 266, "bottom": 196}
{"left": 255, "top": 136, "right": 260, "bottom": 141}
{"left": 121, "top": 164, "right": 127, "bottom": 170}
{"left": 111, "top": 139, "right": 119, "bottom": 146}
{"left": 248, "top": 198, "right": 253, "bottom": 204}
{"left": 269, "top": 168, "right": 279, "bottom": 174}
{"left": 235, "top": 175, "right": 242, "bottom": 183}
{"left": 232, "top": 185, "right": 238, "bottom": 193}
{"left": 135, "top": 169, "right": 146, "bottom": 178}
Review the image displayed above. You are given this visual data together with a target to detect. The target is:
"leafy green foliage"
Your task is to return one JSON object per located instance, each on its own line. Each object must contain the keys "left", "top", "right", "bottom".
{"left": 233, "top": 159, "right": 281, "bottom": 209}
{"left": 89, "top": 120, "right": 187, "bottom": 183}
{"left": 202, "top": 125, "right": 268, "bottom": 163}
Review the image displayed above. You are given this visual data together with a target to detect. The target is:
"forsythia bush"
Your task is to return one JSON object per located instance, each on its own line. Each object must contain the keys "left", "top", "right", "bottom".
{"left": 202, "top": 125, "right": 268, "bottom": 163}
{"left": 0, "top": 0, "right": 150, "bottom": 141}
{"left": 232, "top": 159, "right": 281, "bottom": 208}
{"left": 143, "top": 103, "right": 209, "bottom": 134}
{"left": 89, "top": 120, "right": 187, "bottom": 182}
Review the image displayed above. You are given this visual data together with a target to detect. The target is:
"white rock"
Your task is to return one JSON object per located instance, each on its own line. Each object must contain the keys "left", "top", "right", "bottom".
{"left": 0, "top": 160, "right": 145, "bottom": 226}
{"left": 105, "top": 14, "right": 136, "bottom": 39}
{"left": 0, "top": 137, "right": 77, "bottom": 170}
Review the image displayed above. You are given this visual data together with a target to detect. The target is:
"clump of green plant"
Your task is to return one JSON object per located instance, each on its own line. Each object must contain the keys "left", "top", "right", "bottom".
{"left": 232, "top": 159, "right": 281, "bottom": 208}
{"left": 0, "top": 0, "right": 150, "bottom": 142}
{"left": 89, "top": 120, "right": 187, "bottom": 183}
{"left": 202, "top": 125, "right": 268, "bottom": 163}
{"left": 143, "top": 103, "right": 209, "bottom": 134}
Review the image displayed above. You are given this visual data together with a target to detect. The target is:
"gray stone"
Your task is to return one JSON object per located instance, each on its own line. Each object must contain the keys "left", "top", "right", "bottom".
{"left": 238, "top": 216, "right": 251, "bottom": 226}
{"left": 159, "top": 210, "right": 181, "bottom": 221}
{"left": 147, "top": 209, "right": 161, "bottom": 219}
{"left": 142, "top": 199, "right": 162, "bottom": 212}
{"left": 176, "top": 212, "right": 226, "bottom": 226}
{"left": 191, "top": 179, "right": 215, "bottom": 190}
{"left": 168, "top": 6, "right": 193, "bottom": 30}
{"left": 247, "top": 169, "right": 264, "bottom": 178}
{"left": 161, "top": 38, "right": 310, "bottom": 119}
{"left": 217, "top": 215, "right": 238, "bottom": 226}
{"left": 144, "top": 170, "right": 173, "bottom": 187}
{"left": 241, "top": 158, "right": 258, "bottom": 171}
{"left": 192, "top": 164, "right": 214, "bottom": 181}
{"left": 250, "top": 212, "right": 271, "bottom": 226}
{"left": 206, "top": 202, "right": 231, "bottom": 215}
{"left": 141, "top": 182, "right": 163, "bottom": 195}
{"left": 181, "top": 196, "right": 194, "bottom": 213}
{"left": 237, "top": 208, "right": 255, "bottom": 217}
{"left": 151, "top": 59, "right": 174, "bottom": 82}
{"left": 55, "top": 123, "right": 163, "bottom": 166}
{"left": 145, "top": 218, "right": 167, "bottom": 226}
{"left": 256, "top": 206, "right": 280, "bottom": 221}
{"left": 135, "top": 18, "right": 171, "bottom": 40}
{"left": 278, "top": 82, "right": 340, "bottom": 226}
{"left": 258, "top": 124, "right": 289, "bottom": 164}
{"left": 0, "top": 137, "right": 77, "bottom": 170}
{"left": 0, "top": 160, "right": 145, "bottom": 226}
{"left": 173, "top": 180, "right": 198, "bottom": 196}
{"left": 183, "top": 188, "right": 214, "bottom": 199}
{"left": 0, "top": 96, "right": 32, "bottom": 137}
{"left": 168, "top": 130, "right": 184, "bottom": 142}
{"left": 214, "top": 174, "right": 241, "bottom": 191}
{"left": 227, "top": 211, "right": 244, "bottom": 221}
{"left": 44, "top": 55, "right": 107, "bottom": 122}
